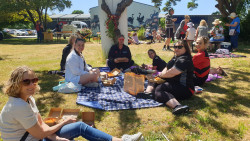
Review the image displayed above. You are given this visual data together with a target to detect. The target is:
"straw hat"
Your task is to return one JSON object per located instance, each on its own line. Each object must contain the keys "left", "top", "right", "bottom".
{"left": 212, "top": 19, "right": 222, "bottom": 25}
{"left": 228, "top": 12, "right": 237, "bottom": 18}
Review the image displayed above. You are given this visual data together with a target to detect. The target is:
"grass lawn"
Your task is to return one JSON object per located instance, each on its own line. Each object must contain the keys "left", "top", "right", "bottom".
{"left": 0, "top": 38, "right": 249, "bottom": 141}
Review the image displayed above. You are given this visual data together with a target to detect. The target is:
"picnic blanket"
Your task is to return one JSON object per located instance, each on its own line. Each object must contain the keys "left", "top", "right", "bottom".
{"left": 209, "top": 53, "right": 246, "bottom": 59}
{"left": 76, "top": 67, "right": 163, "bottom": 110}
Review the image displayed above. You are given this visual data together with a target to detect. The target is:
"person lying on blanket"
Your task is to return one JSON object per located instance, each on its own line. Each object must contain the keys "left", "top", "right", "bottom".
{"left": 147, "top": 49, "right": 167, "bottom": 72}
{"left": 193, "top": 36, "right": 211, "bottom": 86}
{"left": 145, "top": 40, "right": 194, "bottom": 115}
{"left": 0, "top": 66, "right": 144, "bottom": 141}
{"left": 65, "top": 38, "right": 100, "bottom": 87}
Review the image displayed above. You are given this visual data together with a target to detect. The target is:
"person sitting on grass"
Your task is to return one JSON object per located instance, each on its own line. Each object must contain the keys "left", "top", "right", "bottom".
{"left": 147, "top": 49, "right": 167, "bottom": 72}
{"left": 0, "top": 66, "right": 144, "bottom": 141}
{"left": 60, "top": 35, "right": 77, "bottom": 72}
{"left": 145, "top": 40, "right": 194, "bottom": 115}
{"left": 107, "top": 34, "right": 134, "bottom": 71}
{"left": 193, "top": 36, "right": 210, "bottom": 86}
{"left": 145, "top": 29, "right": 154, "bottom": 44}
{"left": 132, "top": 32, "right": 142, "bottom": 45}
{"left": 65, "top": 38, "right": 100, "bottom": 87}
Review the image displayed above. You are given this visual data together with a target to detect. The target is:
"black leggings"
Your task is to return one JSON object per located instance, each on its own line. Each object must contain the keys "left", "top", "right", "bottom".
{"left": 153, "top": 82, "right": 193, "bottom": 104}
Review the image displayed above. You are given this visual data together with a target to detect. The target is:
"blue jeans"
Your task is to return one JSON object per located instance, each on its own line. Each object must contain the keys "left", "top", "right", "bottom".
{"left": 230, "top": 32, "right": 239, "bottom": 51}
{"left": 37, "top": 31, "right": 43, "bottom": 43}
{"left": 43, "top": 122, "right": 112, "bottom": 141}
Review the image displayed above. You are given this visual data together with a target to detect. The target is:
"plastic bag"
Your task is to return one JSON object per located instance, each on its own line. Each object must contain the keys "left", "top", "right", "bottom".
{"left": 58, "top": 82, "right": 82, "bottom": 93}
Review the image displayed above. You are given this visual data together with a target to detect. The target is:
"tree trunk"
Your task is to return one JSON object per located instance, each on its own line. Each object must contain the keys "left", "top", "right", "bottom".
{"left": 44, "top": 6, "right": 48, "bottom": 31}
{"left": 26, "top": 9, "right": 36, "bottom": 29}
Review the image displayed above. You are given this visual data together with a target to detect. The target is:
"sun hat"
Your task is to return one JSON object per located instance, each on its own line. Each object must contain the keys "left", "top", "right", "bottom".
{"left": 228, "top": 12, "right": 237, "bottom": 18}
{"left": 212, "top": 19, "right": 222, "bottom": 25}
{"left": 187, "top": 22, "right": 194, "bottom": 27}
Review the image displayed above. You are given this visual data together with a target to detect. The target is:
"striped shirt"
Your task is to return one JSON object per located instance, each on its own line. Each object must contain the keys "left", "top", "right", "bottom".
{"left": 165, "top": 14, "right": 174, "bottom": 29}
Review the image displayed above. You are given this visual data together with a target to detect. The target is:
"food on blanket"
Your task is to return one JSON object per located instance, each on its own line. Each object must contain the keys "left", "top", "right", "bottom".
{"left": 44, "top": 118, "right": 58, "bottom": 126}
{"left": 112, "top": 70, "right": 119, "bottom": 76}
{"left": 102, "top": 78, "right": 116, "bottom": 86}
{"left": 107, "top": 72, "right": 115, "bottom": 77}
{"left": 107, "top": 68, "right": 121, "bottom": 77}
{"left": 154, "top": 77, "right": 165, "bottom": 84}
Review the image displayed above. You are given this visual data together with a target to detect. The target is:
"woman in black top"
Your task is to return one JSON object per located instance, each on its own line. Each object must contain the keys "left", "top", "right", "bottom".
{"left": 60, "top": 35, "right": 77, "bottom": 71}
{"left": 146, "top": 40, "right": 194, "bottom": 115}
{"left": 148, "top": 49, "right": 167, "bottom": 72}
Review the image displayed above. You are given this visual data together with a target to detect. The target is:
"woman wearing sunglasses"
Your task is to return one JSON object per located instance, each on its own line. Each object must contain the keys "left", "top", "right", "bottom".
{"left": 0, "top": 66, "right": 143, "bottom": 141}
{"left": 192, "top": 36, "right": 210, "bottom": 86}
{"left": 65, "top": 38, "right": 100, "bottom": 87}
{"left": 146, "top": 40, "right": 194, "bottom": 115}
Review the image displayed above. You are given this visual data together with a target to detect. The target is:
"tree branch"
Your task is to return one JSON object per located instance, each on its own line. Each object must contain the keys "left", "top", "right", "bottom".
{"left": 101, "top": 0, "right": 112, "bottom": 16}
{"left": 115, "top": 0, "right": 133, "bottom": 17}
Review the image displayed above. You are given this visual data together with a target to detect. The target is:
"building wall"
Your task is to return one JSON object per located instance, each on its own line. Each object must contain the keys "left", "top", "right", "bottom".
{"left": 89, "top": 1, "right": 160, "bottom": 35}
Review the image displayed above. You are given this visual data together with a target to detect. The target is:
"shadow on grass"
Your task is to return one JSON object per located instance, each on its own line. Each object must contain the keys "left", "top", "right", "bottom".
{"left": 118, "top": 109, "right": 141, "bottom": 134}
{"left": 199, "top": 69, "right": 250, "bottom": 117}
{"left": 34, "top": 70, "right": 65, "bottom": 116}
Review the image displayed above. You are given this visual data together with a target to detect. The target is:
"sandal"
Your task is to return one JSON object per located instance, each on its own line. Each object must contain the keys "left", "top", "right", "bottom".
{"left": 218, "top": 67, "right": 228, "bottom": 76}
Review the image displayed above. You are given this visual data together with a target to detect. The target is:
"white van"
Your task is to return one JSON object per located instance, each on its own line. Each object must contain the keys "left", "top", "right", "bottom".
{"left": 71, "top": 21, "right": 88, "bottom": 30}
{"left": 61, "top": 21, "right": 88, "bottom": 39}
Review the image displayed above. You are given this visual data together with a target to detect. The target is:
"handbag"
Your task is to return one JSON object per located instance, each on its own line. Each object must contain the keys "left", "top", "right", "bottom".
{"left": 229, "top": 23, "right": 239, "bottom": 36}
{"left": 123, "top": 72, "right": 145, "bottom": 95}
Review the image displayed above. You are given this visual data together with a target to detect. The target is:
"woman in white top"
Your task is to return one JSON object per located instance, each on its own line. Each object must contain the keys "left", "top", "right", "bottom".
{"left": 0, "top": 66, "right": 143, "bottom": 141}
{"left": 184, "top": 22, "right": 196, "bottom": 50}
{"left": 65, "top": 38, "right": 100, "bottom": 86}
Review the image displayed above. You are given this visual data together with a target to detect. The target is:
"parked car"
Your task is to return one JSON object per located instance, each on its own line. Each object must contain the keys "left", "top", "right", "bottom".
{"left": 14, "top": 30, "right": 26, "bottom": 36}
{"left": 8, "top": 29, "right": 15, "bottom": 34}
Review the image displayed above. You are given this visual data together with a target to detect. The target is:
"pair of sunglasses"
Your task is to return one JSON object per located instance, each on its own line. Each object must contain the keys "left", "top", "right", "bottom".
{"left": 22, "top": 78, "right": 39, "bottom": 86}
{"left": 119, "top": 38, "right": 124, "bottom": 41}
{"left": 173, "top": 46, "right": 184, "bottom": 49}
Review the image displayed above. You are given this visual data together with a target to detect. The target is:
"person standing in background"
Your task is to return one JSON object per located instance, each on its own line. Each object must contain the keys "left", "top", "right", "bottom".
{"left": 35, "top": 21, "right": 43, "bottom": 43}
{"left": 175, "top": 15, "right": 190, "bottom": 40}
{"left": 163, "top": 8, "right": 177, "bottom": 51}
{"left": 225, "top": 12, "right": 240, "bottom": 52}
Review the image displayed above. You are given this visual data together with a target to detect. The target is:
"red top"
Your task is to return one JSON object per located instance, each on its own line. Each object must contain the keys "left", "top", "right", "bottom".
{"left": 181, "top": 23, "right": 188, "bottom": 34}
{"left": 193, "top": 51, "right": 210, "bottom": 78}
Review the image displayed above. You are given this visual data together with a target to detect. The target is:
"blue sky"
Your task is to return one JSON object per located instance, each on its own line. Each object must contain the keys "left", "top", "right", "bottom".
{"left": 48, "top": 0, "right": 218, "bottom": 15}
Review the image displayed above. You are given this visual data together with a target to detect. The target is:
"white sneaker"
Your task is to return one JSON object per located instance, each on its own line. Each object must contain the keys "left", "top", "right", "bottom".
{"left": 122, "top": 132, "right": 143, "bottom": 141}
{"left": 84, "top": 82, "right": 99, "bottom": 87}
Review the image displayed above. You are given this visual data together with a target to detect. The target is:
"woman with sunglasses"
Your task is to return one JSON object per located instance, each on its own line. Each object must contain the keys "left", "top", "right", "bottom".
{"left": 65, "top": 38, "right": 100, "bottom": 87}
{"left": 193, "top": 36, "right": 210, "bottom": 86}
{"left": 0, "top": 66, "right": 144, "bottom": 141}
{"left": 147, "top": 49, "right": 167, "bottom": 72}
{"left": 146, "top": 40, "right": 194, "bottom": 115}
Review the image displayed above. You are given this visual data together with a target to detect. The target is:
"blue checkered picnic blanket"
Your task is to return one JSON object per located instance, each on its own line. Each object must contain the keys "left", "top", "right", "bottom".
{"left": 76, "top": 67, "right": 163, "bottom": 110}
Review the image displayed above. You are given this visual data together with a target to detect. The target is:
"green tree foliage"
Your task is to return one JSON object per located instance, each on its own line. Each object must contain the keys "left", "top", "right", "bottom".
{"left": 72, "top": 10, "right": 84, "bottom": 14}
{"left": 151, "top": 0, "right": 248, "bottom": 17}
{"left": 0, "top": 0, "right": 71, "bottom": 30}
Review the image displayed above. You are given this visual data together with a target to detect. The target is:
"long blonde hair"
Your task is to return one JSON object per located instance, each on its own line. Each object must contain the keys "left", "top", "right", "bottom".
{"left": 3, "top": 66, "right": 40, "bottom": 98}
{"left": 199, "top": 19, "right": 208, "bottom": 27}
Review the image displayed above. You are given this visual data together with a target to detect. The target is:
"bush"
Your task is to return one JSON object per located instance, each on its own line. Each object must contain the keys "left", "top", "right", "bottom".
{"left": 137, "top": 26, "right": 145, "bottom": 40}
{"left": 239, "top": 10, "right": 250, "bottom": 42}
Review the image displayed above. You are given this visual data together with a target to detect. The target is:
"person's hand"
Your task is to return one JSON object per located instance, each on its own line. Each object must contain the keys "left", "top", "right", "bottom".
{"left": 55, "top": 137, "right": 69, "bottom": 141}
{"left": 173, "top": 18, "right": 177, "bottom": 22}
{"left": 63, "top": 116, "right": 77, "bottom": 125}
{"left": 184, "top": 37, "right": 187, "bottom": 40}
{"left": 225, "top": 23, "right": 230, "bottom": 26}
{"left": 114, "top": 58, "right": 119, "bottom": 63}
